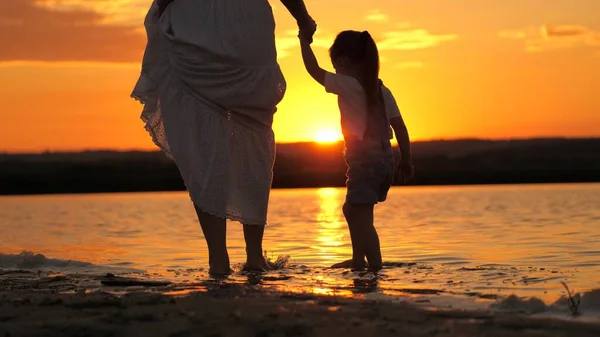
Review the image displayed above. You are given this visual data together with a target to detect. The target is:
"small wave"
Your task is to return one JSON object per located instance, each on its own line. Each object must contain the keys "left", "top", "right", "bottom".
{"left": 0, "top": 251, "right": 141, "bottom": 274}
{"left": 0, "top": 251, "right": 93, "bottom": 269}
{"left": 491, "top": 288, "right": 600, "bottom": 317}
{"left": 458, "top": 266, "right": 497, "bottom": 271}
{"left": 267, "top": 254, "right": 291, "bottom": 270}
{"left": 552, "top": 288, "right": 600, "bottom": 312}
{"left": 491, "top": 294, "right": 547, "bottom": 314}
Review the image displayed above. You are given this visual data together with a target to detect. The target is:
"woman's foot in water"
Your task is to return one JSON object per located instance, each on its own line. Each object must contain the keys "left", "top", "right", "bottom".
{"left": 331, "top": 259, "right": 368, "bottom": 270}
{"left": 243, "top": 255, "right": 272, "bottom": 272}
{"left": 242, "top": 224, "right": 270, "bottom": 272}
{"left": 208, "top": 250, "right": 232, "bottom": 276}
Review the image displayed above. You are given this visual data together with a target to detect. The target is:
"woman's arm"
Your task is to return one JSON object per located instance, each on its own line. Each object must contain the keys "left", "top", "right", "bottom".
{"left": 281, "top": 0, "right": 316, "bottom": 42}
{"left": 299, "top": 37, "right": 326, "bottom": 85}
{"left": 157, "top": 0, "right": 174, "bottom": 16}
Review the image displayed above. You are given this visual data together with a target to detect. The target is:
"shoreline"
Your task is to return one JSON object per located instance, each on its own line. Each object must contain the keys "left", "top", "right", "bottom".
{"left": 1, "top": 269, "right": 600, "bottom": 337}
{"left": 2, "top": 283, "right": 600, "bottom": 337}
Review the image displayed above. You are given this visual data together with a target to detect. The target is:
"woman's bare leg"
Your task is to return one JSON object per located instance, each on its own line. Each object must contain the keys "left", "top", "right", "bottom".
{"left": 243, "top": 224, "right": 270, "bottom": 271}
{"left": 194, "top": 205, "right": 230, "bottom": 275}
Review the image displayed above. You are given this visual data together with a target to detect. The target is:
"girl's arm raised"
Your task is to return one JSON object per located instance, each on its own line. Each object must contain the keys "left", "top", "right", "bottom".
{"left": 299, "top": 37, "right": 326, "bottom": 85}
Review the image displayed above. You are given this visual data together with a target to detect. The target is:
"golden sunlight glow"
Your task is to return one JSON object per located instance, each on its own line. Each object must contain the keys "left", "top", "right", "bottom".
{"left": 1, "top": 1, "right": 600, "bottom": 152}
{"left": 314, "top": 129, "right": 342, "bottom": 144}
{"left": 313, "top": 188, "right": 348, "bottom": 265}
{"left": 318, "top": 187, "right": 340, "bottom": 198}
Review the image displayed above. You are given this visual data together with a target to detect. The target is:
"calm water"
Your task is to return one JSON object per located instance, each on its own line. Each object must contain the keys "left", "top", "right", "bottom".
{"left": 1, "top": 184, "right": 600, "bottom": 308}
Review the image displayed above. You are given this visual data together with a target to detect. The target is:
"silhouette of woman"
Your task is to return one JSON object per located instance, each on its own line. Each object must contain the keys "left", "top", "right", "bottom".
{"left": 132, "top": 0, "right": 316, "bottom": 274}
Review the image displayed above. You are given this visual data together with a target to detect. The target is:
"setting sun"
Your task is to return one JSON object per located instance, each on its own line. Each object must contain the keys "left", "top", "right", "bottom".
{"left": 0, "top": 0, "right": 599, "bottom": 153}
{"left": 314, "top": 129, "right": 342, "bottom": 143}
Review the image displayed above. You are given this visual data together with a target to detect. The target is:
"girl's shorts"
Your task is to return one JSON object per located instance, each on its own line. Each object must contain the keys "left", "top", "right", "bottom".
{"left": 345, "top": 157, "right": 395, "bottom": 205}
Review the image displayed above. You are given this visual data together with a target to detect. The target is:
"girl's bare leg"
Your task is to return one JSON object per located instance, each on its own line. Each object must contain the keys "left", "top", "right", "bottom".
{"left": 335, "top": 203, "right": 382, "bottom": 270}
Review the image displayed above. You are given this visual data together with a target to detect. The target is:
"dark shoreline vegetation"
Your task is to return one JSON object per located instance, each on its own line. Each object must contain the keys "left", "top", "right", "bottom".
{"left": 1, "top": 138, "right": 599, "bottom": 196}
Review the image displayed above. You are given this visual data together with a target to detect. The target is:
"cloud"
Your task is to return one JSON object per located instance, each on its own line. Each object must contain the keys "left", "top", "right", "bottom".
{"left": 0, "top": 60, "right": 140, "bottom": 68}
{"left": 0, "top": 0, "right": 145, "bottom": 63}
{"left": 500, "top": 24, "right": 600, "bottom": 52}
{"left": 275, "top": 25, "right": 458, "bottom": 59}
{"left": 542, "top": 25, "right": 588, "bottom": 38}
{"left": 378, "top": 29, "right": 458, "bottom": 51}
{"left": 395, "top": 22, "right": 413, "bottom": 30}
{"left": 498, "top": 30, "right": 526, "bottom": 39}
{"left": 365, "top": 10, "right": 388, "bottom": 23}
{"left": 395, "top": 61, "right": 425, "bottom": 69}
{"left": 35, "top": 0, "right": 148, "bottom": 25}
{"left": 276, "top": 30, "right": 334, "bottom": 59}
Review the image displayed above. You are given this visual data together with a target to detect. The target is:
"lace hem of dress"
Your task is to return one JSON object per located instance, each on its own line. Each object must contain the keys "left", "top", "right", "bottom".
{"left": 130, "top": 92, "right": 173, "bottom": 159}
{"left": 130, "top": 89, "right": 269, "bottom": 226}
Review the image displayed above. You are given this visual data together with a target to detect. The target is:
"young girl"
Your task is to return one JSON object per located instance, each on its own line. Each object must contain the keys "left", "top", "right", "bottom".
{"left": 299, "top": 30, "right": 414, "bottom": 270}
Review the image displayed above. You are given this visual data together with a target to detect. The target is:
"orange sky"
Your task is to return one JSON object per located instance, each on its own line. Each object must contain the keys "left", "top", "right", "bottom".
{"left": 1, "top": 0, "right": 599, "bottom": 153}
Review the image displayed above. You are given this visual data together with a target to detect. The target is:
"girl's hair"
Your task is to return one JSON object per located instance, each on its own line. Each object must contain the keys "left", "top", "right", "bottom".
{"left": 329, "top": 30, "right": 380, "bottom": 110}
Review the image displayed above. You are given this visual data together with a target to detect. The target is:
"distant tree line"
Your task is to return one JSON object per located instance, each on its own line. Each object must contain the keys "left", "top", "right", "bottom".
{"left": 1, "top": 138, "right": 599, "bottom": 195}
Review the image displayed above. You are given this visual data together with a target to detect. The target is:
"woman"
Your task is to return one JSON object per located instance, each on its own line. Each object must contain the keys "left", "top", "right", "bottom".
{"left": 131, "top": 0, "right": 316, "bottom": 275}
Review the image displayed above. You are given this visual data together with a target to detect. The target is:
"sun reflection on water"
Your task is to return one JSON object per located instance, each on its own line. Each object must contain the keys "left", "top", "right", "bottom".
{"left": 313, "top": 188, "right": 349, "bottom": 267}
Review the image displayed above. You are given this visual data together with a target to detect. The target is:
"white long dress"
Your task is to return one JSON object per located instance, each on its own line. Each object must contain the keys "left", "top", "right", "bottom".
{"left": 131, "top": 0, "right": 287, "bottom": 225}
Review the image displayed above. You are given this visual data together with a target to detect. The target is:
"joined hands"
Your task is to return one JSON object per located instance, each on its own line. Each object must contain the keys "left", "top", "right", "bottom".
{"left": 298, "top": 15, "right": 317, "bottom": 43}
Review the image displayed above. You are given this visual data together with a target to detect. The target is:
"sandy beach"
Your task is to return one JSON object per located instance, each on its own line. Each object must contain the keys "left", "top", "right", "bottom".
{"left": 1, "top": 271, "right": 600, "bottom": 337}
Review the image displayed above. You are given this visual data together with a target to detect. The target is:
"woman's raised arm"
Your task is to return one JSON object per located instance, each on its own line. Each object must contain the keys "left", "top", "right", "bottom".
{"left": 157, "top": 0, "right": 174, "bottom": 16}
{"left": 280, "top": 0, "right": 316, "bottom": 42}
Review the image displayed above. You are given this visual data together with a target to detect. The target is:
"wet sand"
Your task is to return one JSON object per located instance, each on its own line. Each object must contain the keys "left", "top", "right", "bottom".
{"left": 1, "top": 274, "right": 600, "bottom": 337}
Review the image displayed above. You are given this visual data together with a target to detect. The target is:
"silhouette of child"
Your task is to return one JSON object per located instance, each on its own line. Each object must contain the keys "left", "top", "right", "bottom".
{"left": 299, "top": 30, "right": 414, "bottom": 270}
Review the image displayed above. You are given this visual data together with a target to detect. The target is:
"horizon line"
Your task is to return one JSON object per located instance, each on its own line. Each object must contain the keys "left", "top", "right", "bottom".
{"left": 1, "top": 136, "right": 599, "bottom": 156}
